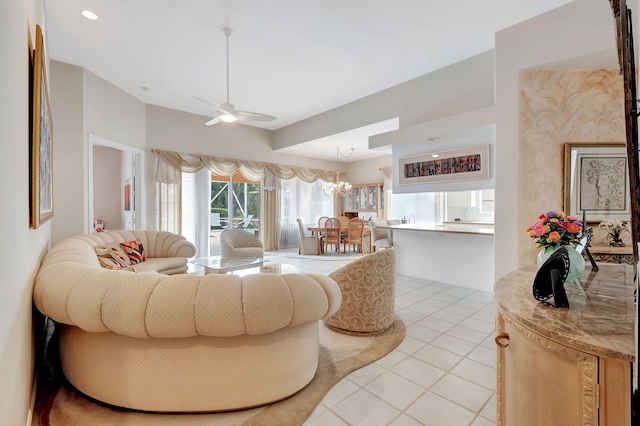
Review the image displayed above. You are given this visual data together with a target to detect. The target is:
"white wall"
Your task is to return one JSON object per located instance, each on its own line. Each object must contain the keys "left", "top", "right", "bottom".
{"left": 50, "top": 61, "right": 83, "bottom": 245}
{"left": 494, "top": 0, "right": 620, "bottom": 280}
{"left": 93, "top": 146, "right": 123, "bottom": 230}
{"left": 50, "top": 63, "right": 147, "bottom": 242}
{"left": 273, "top": 51, "right": 495, "bottom": 149}
{"left": 0, "top": 0, "right": 49, "bottom": 424}
{"left": 345, "top": 155, "right": 391, "bottom": 185}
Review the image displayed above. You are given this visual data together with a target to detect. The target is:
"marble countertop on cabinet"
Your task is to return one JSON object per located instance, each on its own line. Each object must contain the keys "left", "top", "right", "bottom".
{"left": 494, "top": 264, "right": 635, "bottom": 361}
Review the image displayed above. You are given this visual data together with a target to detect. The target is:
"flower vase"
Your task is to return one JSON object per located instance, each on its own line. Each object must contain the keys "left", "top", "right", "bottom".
{"left": 537, "top": 245, "right": 585, "bottom": 282}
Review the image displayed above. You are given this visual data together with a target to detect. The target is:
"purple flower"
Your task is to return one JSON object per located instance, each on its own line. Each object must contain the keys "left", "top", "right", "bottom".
{"left": 546, "top": 211, "right": 558, "bottom": 218}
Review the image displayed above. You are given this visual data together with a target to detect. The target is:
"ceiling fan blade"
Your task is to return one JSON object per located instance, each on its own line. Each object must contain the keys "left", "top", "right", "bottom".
{"left": 193, "top": 96, "right": 234, "bottom": 116}
{"left": 236, "top": 110, "right": 277, "bottom": 122}
{"left": 205, "top": 116, "right": 222, "bottom": 126}
{"left": 193, "top": 95, "right": 219, "bottom": 110}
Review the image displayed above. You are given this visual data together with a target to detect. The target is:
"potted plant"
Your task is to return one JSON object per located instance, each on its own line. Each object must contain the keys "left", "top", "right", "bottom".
{"left": 597, "top": 219, "right": 629, "bottom": 247}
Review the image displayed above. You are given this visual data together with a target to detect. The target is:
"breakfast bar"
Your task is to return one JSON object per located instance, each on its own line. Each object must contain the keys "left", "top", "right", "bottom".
{"left": 376, "top": 222, "right": 495, "bottom": 291}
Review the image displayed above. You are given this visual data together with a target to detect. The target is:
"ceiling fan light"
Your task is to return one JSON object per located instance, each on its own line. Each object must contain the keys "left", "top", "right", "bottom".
{"left": 81, "top": 10, "right": 99, "bottom": 20}
{"left": 220, "top": 114, "right": 237, "bottom": 123}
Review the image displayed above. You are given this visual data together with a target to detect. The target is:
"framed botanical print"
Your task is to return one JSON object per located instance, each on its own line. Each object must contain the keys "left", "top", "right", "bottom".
{"left": 31, "top": 25, "right": 53, "bottom": 228}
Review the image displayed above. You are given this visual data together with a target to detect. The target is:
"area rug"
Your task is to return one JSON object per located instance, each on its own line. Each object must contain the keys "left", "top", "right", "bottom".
{"left": 34, "top": 317, "right": 405, "bottom": 426}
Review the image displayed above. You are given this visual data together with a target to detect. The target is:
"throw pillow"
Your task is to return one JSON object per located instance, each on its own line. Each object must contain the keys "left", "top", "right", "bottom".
{"left": 95, "top": 243, "right": 131, "bottom": 269}
{"left": 120, "top": 240, "right": 146, "bottom": 264}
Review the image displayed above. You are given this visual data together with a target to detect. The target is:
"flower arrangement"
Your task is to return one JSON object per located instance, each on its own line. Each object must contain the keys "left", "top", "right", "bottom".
{"left": 526, "top": 211, "right": 583, "bottom": 249}
{"left": 598, "top": 219, "right": 629, "bottom": 246}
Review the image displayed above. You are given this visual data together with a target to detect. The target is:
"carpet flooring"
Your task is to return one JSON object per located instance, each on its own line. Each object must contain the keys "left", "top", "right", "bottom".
{"left": 33, "top": 318, "right": 405, "bottom": 426}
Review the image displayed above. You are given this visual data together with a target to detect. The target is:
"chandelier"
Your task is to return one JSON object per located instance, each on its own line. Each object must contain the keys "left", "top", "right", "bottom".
{"left": 323, "top": 147, "right": 354, "bottom": 197}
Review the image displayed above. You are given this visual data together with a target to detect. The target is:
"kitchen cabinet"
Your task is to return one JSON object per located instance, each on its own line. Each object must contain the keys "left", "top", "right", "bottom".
{"left": 345, "top": 183, "right": 383, "bottom": 218}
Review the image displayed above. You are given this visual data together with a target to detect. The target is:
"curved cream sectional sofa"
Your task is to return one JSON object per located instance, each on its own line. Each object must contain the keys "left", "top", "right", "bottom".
{"left": 33, "top": 230, "right": 342, "bottom": 413}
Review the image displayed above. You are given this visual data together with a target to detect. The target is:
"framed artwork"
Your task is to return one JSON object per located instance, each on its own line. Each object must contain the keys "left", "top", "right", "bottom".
{"left": 563, "top": 142, "right": 630, "bottom": 222}
{"left": 30, "top": 25, "right": 53, "bottom": 228}
{"left": 124, "top": 182, "right": 131, "bottom": 211}
{"left": 398, "top": 144, "right": 490, "bottom": 185}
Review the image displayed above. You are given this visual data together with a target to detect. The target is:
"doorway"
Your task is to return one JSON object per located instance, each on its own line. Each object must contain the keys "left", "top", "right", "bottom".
{"left": 88, "top": 134, "right": 144, "bottom": 233}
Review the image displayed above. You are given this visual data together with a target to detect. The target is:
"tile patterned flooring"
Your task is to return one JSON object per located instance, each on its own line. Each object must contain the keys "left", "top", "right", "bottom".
{"left": 252, "top": 250, "right": 497, "bottom": 426}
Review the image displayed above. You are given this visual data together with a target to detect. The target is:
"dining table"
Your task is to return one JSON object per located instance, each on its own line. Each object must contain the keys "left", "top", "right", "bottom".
{"left": 307, "top": 224, "right": 371, "bottom": 255}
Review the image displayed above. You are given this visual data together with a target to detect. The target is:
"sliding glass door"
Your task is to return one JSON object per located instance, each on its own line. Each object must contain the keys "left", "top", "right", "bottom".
{"left": 210, "top": 172, "right": 260, "bottom": 255}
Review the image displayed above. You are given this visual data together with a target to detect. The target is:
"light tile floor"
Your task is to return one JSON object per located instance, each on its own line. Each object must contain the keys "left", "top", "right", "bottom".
{"left": 192, "top": 249, "right": 497, "bottom": 426}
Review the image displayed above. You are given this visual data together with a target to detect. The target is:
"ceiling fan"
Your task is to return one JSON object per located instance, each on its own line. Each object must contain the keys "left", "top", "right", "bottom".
{"left": 194, "top": 27, "right": 276, "bottom": 126}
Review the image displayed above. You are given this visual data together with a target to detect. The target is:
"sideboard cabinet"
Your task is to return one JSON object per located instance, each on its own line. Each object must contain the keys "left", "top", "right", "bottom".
{"left": 494, "top": 265, "right": 634, "bottom": 426}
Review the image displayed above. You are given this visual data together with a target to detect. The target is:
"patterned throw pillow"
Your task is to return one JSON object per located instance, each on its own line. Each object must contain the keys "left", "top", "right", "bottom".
{"left": 95, "top": 243, "right": 131, "bottom": 269}
{"left": 120, "top": 240, "right": 146, "bottom": 265}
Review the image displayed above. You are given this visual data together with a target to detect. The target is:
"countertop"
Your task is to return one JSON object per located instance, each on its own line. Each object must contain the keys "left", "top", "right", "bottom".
{"left": 493, "top": 264, "right": 635, "bottom": 361}
{"left": 377, "top": 223, "right": 494, "bottom": 236}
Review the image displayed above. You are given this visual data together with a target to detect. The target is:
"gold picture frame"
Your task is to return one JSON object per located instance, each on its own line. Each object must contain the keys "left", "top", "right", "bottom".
{"left": 563, "top": 142, "right": 629, "bottom": 222}
{"left": 31, "top": 25, "right": 53, "bottom": 228}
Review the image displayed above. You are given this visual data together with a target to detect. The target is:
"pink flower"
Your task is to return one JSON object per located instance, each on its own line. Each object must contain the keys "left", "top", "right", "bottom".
{"left": 567, "top": 216, "right": 578, "bottom": 221}
{"left": 533, "top": 224, "right": 546, "bottom": 237}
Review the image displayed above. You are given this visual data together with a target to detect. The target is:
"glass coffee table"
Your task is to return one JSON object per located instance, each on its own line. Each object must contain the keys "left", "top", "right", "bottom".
{"left": 190, "top": 257, "right": 265, "bottom": 274}
{"left": 229, "top": 263, "right": 300, "bottom": 277}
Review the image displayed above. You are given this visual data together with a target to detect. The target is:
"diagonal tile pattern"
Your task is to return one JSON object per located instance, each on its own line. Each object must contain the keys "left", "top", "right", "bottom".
{"left": 191, "top": 249, "right": 497, "bottom": 425}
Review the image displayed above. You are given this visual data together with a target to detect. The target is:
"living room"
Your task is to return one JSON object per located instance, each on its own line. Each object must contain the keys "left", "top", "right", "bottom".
{"left": 0, "top": 0, "right": 631, "bottom": 425}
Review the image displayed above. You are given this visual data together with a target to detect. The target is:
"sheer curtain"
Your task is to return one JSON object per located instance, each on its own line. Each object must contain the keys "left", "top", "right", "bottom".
{"left": 181, "top": 169, "right": 211, "bottom": 258}
{"left": 157, "top": 183, "right": 181, "bottom": 233}
{"left": 280, "top": 178, "right": 333, "bottom": 249}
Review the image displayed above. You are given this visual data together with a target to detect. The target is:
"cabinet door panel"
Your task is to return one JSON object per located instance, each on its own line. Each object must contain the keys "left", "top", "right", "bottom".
{"left": 497, "top": 314, "right": 598, "bottom": 426}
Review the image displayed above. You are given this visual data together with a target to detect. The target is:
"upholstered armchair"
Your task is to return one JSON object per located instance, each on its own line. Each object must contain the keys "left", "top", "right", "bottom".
{"left": 324, "top": 248, "right": 396, "bottom": 334}
{"left": 220, "top": 228, "right": 264, "bottom": 258}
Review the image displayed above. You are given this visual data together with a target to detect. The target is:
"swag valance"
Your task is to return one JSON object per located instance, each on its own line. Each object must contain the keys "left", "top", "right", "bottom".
{"left": 153, "top": 149, "right": 336, "bottom": 191}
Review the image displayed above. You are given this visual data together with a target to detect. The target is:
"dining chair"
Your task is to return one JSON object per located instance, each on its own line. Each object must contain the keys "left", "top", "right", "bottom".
{"left": 317, "top": 216, "right": 330, "bottom": 253}
{"left": 323, "top": 218, "right": 342, "bottom": 255}
{"left": 343, "top": 218, "right": 365, "bottom": 255}
{"left": 296, "top": 218, "right": 317, "bottom": 255}
{"left": 370, "top": 219, "right": 392, "bottom": 252}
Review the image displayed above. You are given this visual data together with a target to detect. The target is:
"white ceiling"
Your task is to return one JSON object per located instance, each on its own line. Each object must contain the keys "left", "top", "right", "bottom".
{"left": 44, "top": 0, "right": 574, "bottom": 160}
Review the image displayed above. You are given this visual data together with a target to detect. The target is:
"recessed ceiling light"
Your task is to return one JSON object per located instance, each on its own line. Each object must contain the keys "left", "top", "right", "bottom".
{"left": 427, "top": 137, "right": 440, "bottom": 141}
{"left": 141, "top": 86, "right": 150, "bottom": 92}
{"left": 431, "top": 153, "right": 440, "bottom": 158}
{"left": 81, "top": 10, "right": 99, "bottom": 20}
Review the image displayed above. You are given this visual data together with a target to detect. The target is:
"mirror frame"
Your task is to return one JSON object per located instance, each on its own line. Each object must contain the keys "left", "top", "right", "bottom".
{"left": 563, "top": 142, "right": 629, "bottom": 223}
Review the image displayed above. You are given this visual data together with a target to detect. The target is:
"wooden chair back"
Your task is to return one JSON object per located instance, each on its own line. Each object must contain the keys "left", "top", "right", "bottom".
{"left": 346, "top": 218, "right": 365, "bottom": 242}
{"left": 323, "top": 218, "right": 343, "bottom": 254}
{"left": 318, "top": 216, "right": 330, "bottom": 228}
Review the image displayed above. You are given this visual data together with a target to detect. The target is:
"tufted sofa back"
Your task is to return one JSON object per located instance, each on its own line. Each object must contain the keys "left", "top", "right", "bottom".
{"left": 33, "top": 230, "right": 341, "bottom": 340}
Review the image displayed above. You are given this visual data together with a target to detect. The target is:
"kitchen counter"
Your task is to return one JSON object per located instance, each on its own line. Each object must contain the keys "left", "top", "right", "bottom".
{"left": 377, "top": 222, "right": 494, "bottom": 236}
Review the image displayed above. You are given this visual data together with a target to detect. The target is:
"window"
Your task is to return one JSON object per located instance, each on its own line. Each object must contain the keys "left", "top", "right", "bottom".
{"left": 388, "top": 189, "right": 494, "bottom": 224}
{"left": 280, "top": 178, "right": 333, "bottom": 248}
